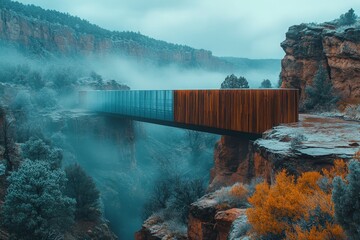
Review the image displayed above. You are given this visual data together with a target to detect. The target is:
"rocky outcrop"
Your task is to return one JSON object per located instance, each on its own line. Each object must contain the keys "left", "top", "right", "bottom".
{"left": 188, "top": 196, "right": 218, "bottom": 240}
{"left": 135, "top": 215, "right": 187, "bottom": 240}
{"left": 209, "top": 136, "right": 272, "bottom": 190}
{"left": 196, "top": 114, "right": 359, "bottom": 240}
{"left": 281, "top": 22, "right": 360, "bottom": 106}
{"left": 188, "top": 191, "right": 247, "bottom": 240}
{"left": 215, "top": 208, "right": 246, "bottom": 240}
{"left": 69, "top": 221, "right": 117, "bottom": 240}
{"left": 210, "top": 114, "right": 359, "bottom": 188}
{"left": 254, "top": 114, "right": 360, "bottom": 177}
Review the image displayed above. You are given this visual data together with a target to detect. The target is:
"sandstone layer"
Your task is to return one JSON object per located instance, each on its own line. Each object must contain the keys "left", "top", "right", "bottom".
{"left": 210, "top": 114, "right": 359, "bottom": 187}
{"left": 281, "top": 22, "right": 360, "bottom": 106}
{"left": 0, "top": 8, "right": 230, "bottom": 70}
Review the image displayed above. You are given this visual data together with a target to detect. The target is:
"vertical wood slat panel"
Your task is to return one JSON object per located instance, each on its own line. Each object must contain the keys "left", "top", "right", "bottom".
{"left": 173, "top": 89, "right": 299, "bottom": 134}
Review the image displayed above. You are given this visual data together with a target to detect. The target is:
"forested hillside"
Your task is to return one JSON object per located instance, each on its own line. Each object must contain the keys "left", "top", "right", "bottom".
{"left": 0, "top": 0, "right": 279, "bottom": 72}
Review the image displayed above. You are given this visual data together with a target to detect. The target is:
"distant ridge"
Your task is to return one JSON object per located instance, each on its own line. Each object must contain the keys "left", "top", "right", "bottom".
{"left": 0, "top": 0, "right": 280, "bottom": 72}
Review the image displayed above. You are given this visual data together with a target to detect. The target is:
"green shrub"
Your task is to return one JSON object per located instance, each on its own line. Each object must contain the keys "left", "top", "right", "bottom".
{"left": 332, "top": 160, "right": 360, "bottom": 239}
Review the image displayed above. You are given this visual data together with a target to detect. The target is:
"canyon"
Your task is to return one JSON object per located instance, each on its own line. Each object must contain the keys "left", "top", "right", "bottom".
{"left": 0, "top": 1, "right": 359, "bottom": 239}
{"left": 136, "top": 21, "right": 360, "bottom": 240}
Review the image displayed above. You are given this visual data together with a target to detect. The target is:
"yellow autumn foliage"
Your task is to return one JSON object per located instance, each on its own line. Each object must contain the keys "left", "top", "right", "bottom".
{"left": 229, "top": 183, "right": 248, "bottom": 201}
{"left": 323, "top": 159, "right": 348, "bottom": 181}
{"left": 246, "top": 160, "right": 348, "bottom": 239}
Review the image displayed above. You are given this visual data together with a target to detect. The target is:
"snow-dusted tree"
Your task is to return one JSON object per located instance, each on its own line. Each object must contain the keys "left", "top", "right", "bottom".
{"left": 22, "top": 137, "right": 62, "bottom": 169}
{"left": 10, "top": 90, "right": 32, "bottom": 112}
{"left": 221, "top": 74, "right": 249, "bottom": 89}
{"left": 332, "top": 160, "right": 360, "bottom": 240}
{"left": 65, "top": 163, "right": 101, "bottom": 221}
{"left": 2, "top": 160, "right": 75, "bottom": 239}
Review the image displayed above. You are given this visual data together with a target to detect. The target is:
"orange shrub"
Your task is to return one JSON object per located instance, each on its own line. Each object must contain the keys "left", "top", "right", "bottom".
{"left": 229, "top": 183, "right": 248, "bottom": 201}
{"left": 247, "top": 162, "right": 348, "bottom": 239}
{"left": 323, "top": 159, "right": 348, "bottom": 181}
{"left": 287, "top": 224, "right": 346, "bottom": 240}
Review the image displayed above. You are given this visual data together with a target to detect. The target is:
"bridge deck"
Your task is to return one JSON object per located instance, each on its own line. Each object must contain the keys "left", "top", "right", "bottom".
{"left": 80, "top": 89, "right": 299, "bottom": 136}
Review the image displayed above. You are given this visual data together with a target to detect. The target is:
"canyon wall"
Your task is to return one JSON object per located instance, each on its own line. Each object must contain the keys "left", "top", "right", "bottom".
{"left": 281, "top": 22, "right": 360, "bottom": 106}
{"left": 137, "top": 114, "right": 360, "bottom": 240}
{"left": 0, "top": 8, "right": 231, "bottom": 70}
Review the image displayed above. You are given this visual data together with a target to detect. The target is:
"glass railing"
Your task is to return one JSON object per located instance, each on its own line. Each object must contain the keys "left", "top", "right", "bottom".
{"left": 85, "top": 90, "right": 174, "bottom": 121}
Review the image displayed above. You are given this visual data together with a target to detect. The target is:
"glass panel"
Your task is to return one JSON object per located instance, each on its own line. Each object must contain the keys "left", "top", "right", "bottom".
{"left": 84, "top": 90, "right": 174, "bottom": 121}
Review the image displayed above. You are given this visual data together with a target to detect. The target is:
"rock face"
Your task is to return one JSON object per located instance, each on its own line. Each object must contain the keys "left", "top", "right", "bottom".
{"left": 281, "top": 22, "right": 360, "bottom": 106}
{"left": 136, "top": 114, "right": 359, "bottom": 239}
{"left": 187, "top": 191, "right": 247, "bottom": 240}
{"left": 0, "top": 7, "right": 230, "bottom": 70}
{"left": 209, "top": 136, "right": 272, "bottom": 190}
{"left": 194, "top": 114, "right": 359, "bottom": 240}
{"left": 215, "top": 208, "right": 246, "bottom": 240}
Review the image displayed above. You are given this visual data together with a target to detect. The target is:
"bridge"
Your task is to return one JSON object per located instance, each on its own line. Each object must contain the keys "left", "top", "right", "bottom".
{"left": 79, "top": 89, "right": 299, "bottom": 138}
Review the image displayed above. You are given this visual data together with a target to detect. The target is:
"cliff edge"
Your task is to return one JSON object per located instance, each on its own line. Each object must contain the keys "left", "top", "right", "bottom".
{"left": 281, "top": 21, "right": 360, "bottom": 107}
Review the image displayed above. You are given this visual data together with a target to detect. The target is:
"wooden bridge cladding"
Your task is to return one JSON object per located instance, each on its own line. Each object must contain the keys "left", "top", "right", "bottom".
{"left": 173, "top": 89, "right": 299, "bottom": 134}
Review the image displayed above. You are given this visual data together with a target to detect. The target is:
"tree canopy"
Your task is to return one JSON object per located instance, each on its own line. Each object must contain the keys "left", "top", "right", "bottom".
{"left": 64, "top": 164, "right": 101, "bottom": 221}
{"left": 339, "top": 8, "right": 358, "bottom": 26}
{"left": 2, "top": 160, "right": 75, "bottom": 239}
{"left": 221, "top": 74, "right": 249, "bottom": 89}
{"left": 260, "top": 79, "right": 272, "bottom": 88}
{"left": 22, "top": 137, "right": 63, "bottom": 169}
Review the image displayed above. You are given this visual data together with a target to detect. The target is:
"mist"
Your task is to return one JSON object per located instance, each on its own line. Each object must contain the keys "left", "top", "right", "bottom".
{"left": 61, "top": 117, "right": 217, "bottom": 238}
{"left": 0, "top": 47, "right": 220, "bottom": 238}
{"left": 0, "top": 43, "right": 279, "bottom": 238}
{"left": 86, "top": 55, "right": 280, "bottom": 89}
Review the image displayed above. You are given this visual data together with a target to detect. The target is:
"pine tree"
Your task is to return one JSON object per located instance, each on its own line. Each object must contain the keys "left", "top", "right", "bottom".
{"left": 260, "top": 79, "right": 272, "bottom": 88}
{"left": 2, "top": 160, "right": 75, "bottom": 239}
{"left": 304, "top": 65, "right": 339, "bottom": 111}
{"left": 339, "top": 8, "right": 357, "bottom": 26}
{"left": 65, "top": 164, "right": 101, "bottom": 221}
{"left": 221, "top": 74, "right": 249, "bottom": 89}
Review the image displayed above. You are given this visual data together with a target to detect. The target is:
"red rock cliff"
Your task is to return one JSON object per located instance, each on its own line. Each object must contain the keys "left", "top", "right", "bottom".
{"left": 281, "top": 22, "right": 360, "bottom": 106}
{"left": 0, "top": 8, "right": 230, "bottom": 70}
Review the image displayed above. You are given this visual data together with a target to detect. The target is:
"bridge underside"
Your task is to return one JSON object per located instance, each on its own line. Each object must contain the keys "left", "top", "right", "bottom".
{"left": 100, "top": 112, "right": 263, "bottom": 139}
{"left": 80, "top": 89, "right": 299, "bottom": 138}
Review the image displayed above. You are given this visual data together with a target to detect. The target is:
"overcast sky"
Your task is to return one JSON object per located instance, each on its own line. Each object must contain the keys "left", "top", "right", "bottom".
{"left": 16, "top": 0, "right": 360, "bottom": 59}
